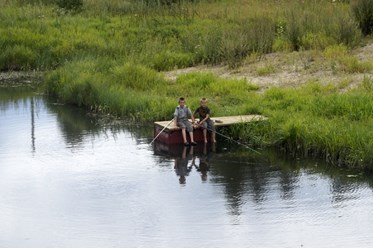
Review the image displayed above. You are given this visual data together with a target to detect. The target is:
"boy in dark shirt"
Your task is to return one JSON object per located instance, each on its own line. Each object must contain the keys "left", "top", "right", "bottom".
{"left": 194, "top": 98, "right": 216, "bottom": 143}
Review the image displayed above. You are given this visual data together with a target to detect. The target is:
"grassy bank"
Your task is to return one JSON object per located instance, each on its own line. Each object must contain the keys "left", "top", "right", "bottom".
{"left": 0, "top": 0, "right": 364, "bottom": 71}
{"left": 44, "top": 59, "right": 373, "bottom": 168}
{"left": 2, "top": 0, "right": 373, "bottom": 168}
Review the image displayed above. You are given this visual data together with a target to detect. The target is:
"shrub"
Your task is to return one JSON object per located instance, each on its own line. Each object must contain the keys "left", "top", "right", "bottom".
{"left": 256, "top": 64, "right": 276, "bottom": 76}
{"left": 360, "top": 75, "right": 373, "bottom": 92}
{"left": 110, "top": 63, "right": 168, "bottom": 91}
{"left": 338, "top": 55, "right": 373, "bottom": 73}
{"left": 352, "top": 0, "right": 373, "bottom": 35}
{"left": 152, "top": 51, "right": 194, "bottom": 71}
{"left": 56, "top": 0, "right": 83, "bottom": 11}
{"left": 0, "top": 45, "right": 37, "bottom": 71}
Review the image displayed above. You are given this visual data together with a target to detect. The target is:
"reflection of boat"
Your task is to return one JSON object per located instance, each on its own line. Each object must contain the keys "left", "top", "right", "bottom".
{"left": 153, "top": 115, "right": 266, "bottom": 145}
{"left": 154, "top": 141, "right": 208, "bottom": 157}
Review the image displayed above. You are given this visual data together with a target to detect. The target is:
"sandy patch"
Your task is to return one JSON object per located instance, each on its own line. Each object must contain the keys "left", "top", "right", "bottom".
{"left": 165, "top": 39, "right": 373, "bottom": 92}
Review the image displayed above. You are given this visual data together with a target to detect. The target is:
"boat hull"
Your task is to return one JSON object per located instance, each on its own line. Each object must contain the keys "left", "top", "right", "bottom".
{"left": 153, "top": 115, "right": 266, "bottom": 145}
{"left": 154, "top": 125, "right": 210, "bottom": 144}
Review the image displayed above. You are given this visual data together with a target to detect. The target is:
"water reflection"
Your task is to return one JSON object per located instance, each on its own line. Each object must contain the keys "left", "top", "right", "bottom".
{"left": 2, "top": 85, "right": 373, "bottom": 247}
{"left": 46, "top": 101, "right": 101, "bottom": 147}
{"left": 154, "top": 142, "right": 216, "bottom": 184}
{"left": 174, "top": 146, "right": 194, "bottom": 184}
{"left": 194, "top": 143, "right": 214, "bottom": 182}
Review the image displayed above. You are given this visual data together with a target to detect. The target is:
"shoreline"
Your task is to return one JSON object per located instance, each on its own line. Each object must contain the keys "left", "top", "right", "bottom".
{"left": 0, "top": 71, "right": 44, "bottom": 86}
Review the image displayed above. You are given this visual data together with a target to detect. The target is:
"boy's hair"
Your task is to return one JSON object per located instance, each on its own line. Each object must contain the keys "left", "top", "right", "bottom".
{"left": 178, "top": 97, "right": 185, "bottom": 102}
{"left": 200, "top": 97, "right": 207, "bottom": 103}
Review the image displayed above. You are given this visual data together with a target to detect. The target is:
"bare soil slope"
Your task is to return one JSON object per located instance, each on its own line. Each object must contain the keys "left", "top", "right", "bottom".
{"left": 165, "top": 39, "right": 373, "bottom": 92}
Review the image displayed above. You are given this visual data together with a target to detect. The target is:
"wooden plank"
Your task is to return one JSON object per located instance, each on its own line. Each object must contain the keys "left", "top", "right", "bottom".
{"left": 154, "top": 115, "right": 267, "bottom": 131}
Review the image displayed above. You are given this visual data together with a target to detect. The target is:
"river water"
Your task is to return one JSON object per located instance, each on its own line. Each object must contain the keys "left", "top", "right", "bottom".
{"left": 1, "top": 85, "right": 373, "bottom": 248}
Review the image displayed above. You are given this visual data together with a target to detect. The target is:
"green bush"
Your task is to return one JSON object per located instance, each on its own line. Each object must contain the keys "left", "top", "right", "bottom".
{"left": 152, "top": 51, "right": 195, "bottom": 71}
{"left": 57, "top": 0, "right": 83, "bottom": 11}
{"left": 256, "top": 64, "right": 276, "bottom": 76}
{"left": 352, "top": 0, "right": 373, "bottom": 35}
{"left": 0, "top": 45, "right": 37, "bottom": 71}
{"left": 110, "top": 63, "right": 168, "bottom": 91}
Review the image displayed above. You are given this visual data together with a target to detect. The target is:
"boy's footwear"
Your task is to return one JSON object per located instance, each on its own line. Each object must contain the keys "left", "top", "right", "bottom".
{"left": 184, "top": 142, "right": 190, "bottom": 146}
{"left": 191, "top": 141, "right": 197, "bottom": 146}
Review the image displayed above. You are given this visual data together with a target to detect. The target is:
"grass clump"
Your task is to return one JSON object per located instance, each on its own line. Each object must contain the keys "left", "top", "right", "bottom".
{"left": 323, "top": 44, "right": 373, "bottom": 73}
{"left": 256, "top": 64, "right": 276, "bottom": 76}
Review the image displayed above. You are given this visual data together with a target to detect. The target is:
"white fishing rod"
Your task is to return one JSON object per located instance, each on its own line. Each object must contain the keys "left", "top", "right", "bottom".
{"left": 149, "top": 119, "right": 173, "bottom": 145}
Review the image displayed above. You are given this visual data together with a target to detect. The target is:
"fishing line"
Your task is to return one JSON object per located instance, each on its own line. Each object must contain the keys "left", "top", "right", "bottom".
{"left": 197, "top": 123, "right": 261, "bottom": 154}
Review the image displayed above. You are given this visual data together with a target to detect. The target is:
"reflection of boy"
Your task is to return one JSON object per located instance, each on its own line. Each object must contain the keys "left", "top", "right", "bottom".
{"left": 173, "top": 97, "right": 196, "bottom": 146}
{"left": 174, "top": 146, "right": 193, "bottom": 184}
{"left": 194, "top": 98, "right": 216, "bottom": 143}
{"left": 198, "top": 160, "right": 210, "bottom": 182}
{"left": 195, "top": 144, "right": 212, "bottom": 182}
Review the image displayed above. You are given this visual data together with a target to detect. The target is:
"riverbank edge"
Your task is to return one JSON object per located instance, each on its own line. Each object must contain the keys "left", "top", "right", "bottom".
{"left": 0, "top": 71, "right": 44, "bottom": 86}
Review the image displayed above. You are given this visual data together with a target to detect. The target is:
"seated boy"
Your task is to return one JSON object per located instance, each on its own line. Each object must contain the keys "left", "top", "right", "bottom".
{"left": 173, "top": 97, "right": 197, "bottom": 146}
{"left": 193, "top": 97, "right": 216, "bottom": 143}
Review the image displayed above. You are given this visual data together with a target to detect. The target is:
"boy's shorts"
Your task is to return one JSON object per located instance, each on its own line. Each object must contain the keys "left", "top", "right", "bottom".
{"left": 177, "top": 120, "right": 193, "bottom": 132}
{"left": 201, "top": 119, "right": 215, "bottom": 131}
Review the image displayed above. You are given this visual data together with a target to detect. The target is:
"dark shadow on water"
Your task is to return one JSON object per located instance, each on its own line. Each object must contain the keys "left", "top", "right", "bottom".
{"left": 3, "top": 85, "right": 373, "bottom": 218}
{"left": 45, "top": 100, "right": 101, "bottom": 146}
{"left": 43, "top": 98, "right": 153, "bottom": 148}
{"left": 154, "top": 141, "right": 373, "bottom": 216}
{"left": 174, "top": 145, "right": 194, "bottom": 184}
{"left": 154, "top": 142, "right": 216, "bottom": 184}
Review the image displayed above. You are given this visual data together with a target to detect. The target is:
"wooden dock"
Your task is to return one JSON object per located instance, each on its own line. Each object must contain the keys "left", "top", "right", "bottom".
{"left": 153, "top": 115, "right": 266, "bottom": 144}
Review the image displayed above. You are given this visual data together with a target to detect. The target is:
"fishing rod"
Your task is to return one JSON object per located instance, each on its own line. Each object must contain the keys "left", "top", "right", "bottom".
{"left": 197, "top": 123, "right": 261, "bottom": 154}
{"left": 150, "top": 119, "right": 173, "bottom": 145}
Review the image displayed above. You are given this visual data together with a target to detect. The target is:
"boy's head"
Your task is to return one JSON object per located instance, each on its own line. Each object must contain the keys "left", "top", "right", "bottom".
{"left": 178, "top": 97, "right": 185, "bottom": 107}
{"left": 200, "top": 97, "right": 208, "bottom": 107}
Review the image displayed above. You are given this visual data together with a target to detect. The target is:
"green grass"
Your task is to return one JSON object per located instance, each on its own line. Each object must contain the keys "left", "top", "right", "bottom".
{"left": 0, "top": 0, "right": 364, "bottom": 71}
{"left": 2, "top": 0, "right": 373, "bottom": 168}
{"left": 44, "top": 58, "right": 373, "bottom": 168}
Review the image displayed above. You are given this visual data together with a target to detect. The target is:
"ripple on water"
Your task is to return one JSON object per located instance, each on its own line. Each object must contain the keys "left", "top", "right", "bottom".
{"left": 2, "top": 93, "right": 373, "bottom": 247}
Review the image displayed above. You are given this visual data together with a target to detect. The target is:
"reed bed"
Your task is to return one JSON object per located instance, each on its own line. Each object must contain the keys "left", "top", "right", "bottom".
{"left": 0, "top": 0, "right": 364, "bottom": 71}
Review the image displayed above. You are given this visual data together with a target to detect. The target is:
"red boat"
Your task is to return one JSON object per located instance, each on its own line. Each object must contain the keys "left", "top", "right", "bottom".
{"left": 153, "top": 115, "right": 266, "bottom": 145}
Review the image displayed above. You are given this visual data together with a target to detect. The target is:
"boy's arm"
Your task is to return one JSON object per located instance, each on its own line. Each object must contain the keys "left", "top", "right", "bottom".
{"left": 188, "top": 108, "right": 196, "bottom": 124}
{"left": 200, "top": 114, "right": 209, "bottom": 124}
{"left": 200, "top": 107, "right": 211, "bottom": 124}
{"left": 173, "top": 108, "right": 178, "bottom": 126}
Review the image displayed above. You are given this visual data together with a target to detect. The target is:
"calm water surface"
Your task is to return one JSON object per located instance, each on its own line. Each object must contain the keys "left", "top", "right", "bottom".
{"left": 1, "top": 86, "right": 373, "bottom": 248}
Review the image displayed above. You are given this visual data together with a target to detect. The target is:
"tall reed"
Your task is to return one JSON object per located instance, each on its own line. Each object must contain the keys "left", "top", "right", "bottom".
{"left": 0, "top": 0, "right": 364, "bottom": 72}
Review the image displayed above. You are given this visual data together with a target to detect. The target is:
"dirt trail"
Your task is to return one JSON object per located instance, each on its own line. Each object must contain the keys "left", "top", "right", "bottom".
{"left": 165, "top": 40, "right": 373, "bottom": 92}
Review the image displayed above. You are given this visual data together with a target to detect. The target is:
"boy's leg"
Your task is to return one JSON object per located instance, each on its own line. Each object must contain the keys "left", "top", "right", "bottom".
{"left": 178, "top": 121, "right": 189, "bottom": 144}
{"left": 211, "top": 131, "right": 216, "bottom": 143}
{"left": 186, "top": 121, "right": 196, "bottom": 144}
{"left": 201, "top": 122, "right": 208, "bottom": 143}
{"left": 207, "top": 120, "right": 216, "bottom": 143}
{"left": 189, "top": 131, "right": 195, "bottom": 143}
{"left": 181, "top": 128, "right": 188, "bottom": 143}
